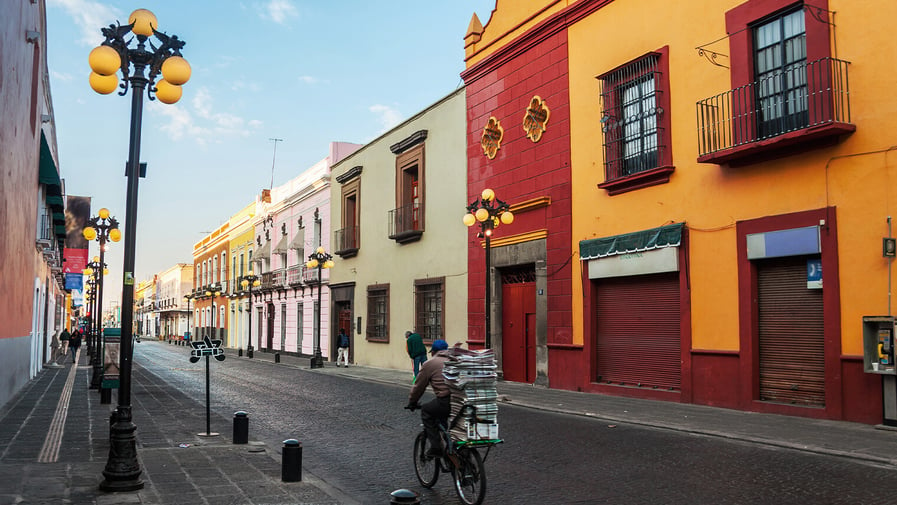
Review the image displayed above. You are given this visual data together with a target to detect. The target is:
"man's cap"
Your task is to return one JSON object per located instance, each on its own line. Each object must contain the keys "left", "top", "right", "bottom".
{"left": 430, "top": 339, "right": 448, "bottom": 353}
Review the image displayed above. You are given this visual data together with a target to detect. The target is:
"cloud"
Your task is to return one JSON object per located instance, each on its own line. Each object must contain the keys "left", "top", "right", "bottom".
{"left": 48, "top": 0, "right": 122, "bottom": 47}
{"left": 369, "top": 104, "right": 403, "bottom": 133}
{"left": 51, "top": 70, "right": 73, "bottom": 82}
{"left": 150, "top": 86, "right": 261, "bottom": 144}
{"left": 298, "top": 75, "right": 318, "bottom": 84}
{"left": 260, "top": 0, "right": 299, "bottom": 25}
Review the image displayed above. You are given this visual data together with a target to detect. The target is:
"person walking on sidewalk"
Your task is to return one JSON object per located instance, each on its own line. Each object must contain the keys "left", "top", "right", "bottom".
{"left": 336, "top": 328, "right": 350, "bottom": 367}
{"left": 68, "top": 329, "right": 82, "bottom": 363}
{"left": 59, "top": 327, "right": 71, "bottom": 356}
{"left": 406, "top": 330, "right": 427, "bottom": 378}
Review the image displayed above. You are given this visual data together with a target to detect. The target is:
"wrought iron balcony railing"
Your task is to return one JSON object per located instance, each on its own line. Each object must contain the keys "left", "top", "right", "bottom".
{"left": 696, "top": 57, "right": 852, "bottom": 163}
{"left": 334, "top": 226, "right": 359, "bottom": 257}
{"left": 387, "top": 202, "right": 423, "bottom": 244}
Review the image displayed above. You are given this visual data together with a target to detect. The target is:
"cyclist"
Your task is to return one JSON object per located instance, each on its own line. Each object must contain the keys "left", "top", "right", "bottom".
{"left": 406, "top": 339, "right": 451, "bottom": 456}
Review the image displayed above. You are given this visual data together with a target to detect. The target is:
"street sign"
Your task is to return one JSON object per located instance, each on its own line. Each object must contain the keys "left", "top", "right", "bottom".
{"left": 190, "top": 335, "right": 226, "bottom": 363}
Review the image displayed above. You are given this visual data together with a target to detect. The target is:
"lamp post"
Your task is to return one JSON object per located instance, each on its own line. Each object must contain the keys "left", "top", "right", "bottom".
{"left": 88, "top": 8, "right": 191, "bottom": 492}
{"left": 306, "top": 247, "right": 334, "bottom": 369}
{"left": 240, "top": 272, "right": 260, "bottom": 358}
{"left": 463, "top": 188, "right": 514, "bottom": 350}
{"left": 84, "top": 276, "right": 97, "bottom": 351}
{"left": 84, "top": 258, "right": 106, "bottom": 380}
{"left": 83, "top": 208, "right": 121, "bottom": 389}
{"left": 183, "top": 293, "right": 194, "bottom": 343}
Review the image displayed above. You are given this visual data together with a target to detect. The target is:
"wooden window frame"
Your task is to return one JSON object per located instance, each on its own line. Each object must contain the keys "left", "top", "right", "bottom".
{"left": 414, "top": 277, "right": 445, "bottom": 342}
{"left": 366, "top": 284, "right": 390, "bottom": 342}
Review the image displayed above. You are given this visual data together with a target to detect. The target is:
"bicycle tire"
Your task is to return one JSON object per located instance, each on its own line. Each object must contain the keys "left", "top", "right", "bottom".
{"left": 413, "top": 431, "right": 439, "bottom": 488}
{"left": 452, "top": 446, "right": 486, "bottom": 505}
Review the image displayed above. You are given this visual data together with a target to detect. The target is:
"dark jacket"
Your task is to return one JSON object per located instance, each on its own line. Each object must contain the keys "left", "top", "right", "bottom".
{"left": 406, "top": 332, "right": 427, "bottom": 358}
{"left": 338, "top": 332, "right": 350, "bottom": 348}
{"left": 409, "top": 350, "right": 452, "bottom": 403}
{"left": 69, "top": 331, "right": 82, "bottom": 349}
{"left": 60, "top": 329, "right": 71, "bottom": 342}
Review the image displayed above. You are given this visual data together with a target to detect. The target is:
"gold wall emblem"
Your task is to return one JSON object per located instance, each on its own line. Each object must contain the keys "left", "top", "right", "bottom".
{"left": 523, "top": 95, "right": 550, "bottom": 142}
{"left": 481, "top": 116, "right": 504, "bottom": 159}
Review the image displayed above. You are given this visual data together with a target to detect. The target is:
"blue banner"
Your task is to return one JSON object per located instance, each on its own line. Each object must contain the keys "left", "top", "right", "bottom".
{"left": 65, "top": 273, "right": 83, "bottom": 291}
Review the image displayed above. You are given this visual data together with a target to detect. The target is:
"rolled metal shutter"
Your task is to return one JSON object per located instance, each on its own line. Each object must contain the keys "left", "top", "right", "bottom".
{"left": 757, "top": 256, "right": 824, "bottom": 406}
{"left": 595, "top": 273, "right": 681, "bottom": 390}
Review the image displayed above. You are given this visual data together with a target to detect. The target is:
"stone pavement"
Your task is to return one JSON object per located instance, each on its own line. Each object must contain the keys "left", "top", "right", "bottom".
{"left": 4, "top": 341, "right": 897, "bottom": 505}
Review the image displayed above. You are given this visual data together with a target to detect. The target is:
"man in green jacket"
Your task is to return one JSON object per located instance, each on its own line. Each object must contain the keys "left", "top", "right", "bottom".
{"left": 406, "top": 330, "right": 427, "bottom": 378}
{"left": 60, "top": 328, "right": 71, "bottom": 355}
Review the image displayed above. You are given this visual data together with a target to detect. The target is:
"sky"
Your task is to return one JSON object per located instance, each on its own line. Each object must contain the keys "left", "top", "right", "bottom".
{"left": 46, "top": 0, "right": 497, "bottom": 309}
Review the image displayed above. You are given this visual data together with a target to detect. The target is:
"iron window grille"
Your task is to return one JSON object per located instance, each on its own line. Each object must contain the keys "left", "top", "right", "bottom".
{"left": 366, "top": 285, "right": 389, "bottom": 342}
{"left": 414, "top": 278, "right": 444, "bottom": 341}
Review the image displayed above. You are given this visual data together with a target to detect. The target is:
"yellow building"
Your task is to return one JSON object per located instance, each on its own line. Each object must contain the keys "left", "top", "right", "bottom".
{"left": 465, "top": 0, "right": 894, "bottom": 424}
{"left": 227, "top": 203, "right": 256, "bottom": 351}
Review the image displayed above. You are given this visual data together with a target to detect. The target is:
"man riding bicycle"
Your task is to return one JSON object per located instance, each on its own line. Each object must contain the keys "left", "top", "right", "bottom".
{"left": 406, "top": 339, "right": 451, "bottom": 456}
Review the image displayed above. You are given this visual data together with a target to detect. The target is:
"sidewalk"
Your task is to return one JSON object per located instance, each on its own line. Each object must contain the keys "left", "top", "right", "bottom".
{"left": 0, "top": 347, "right": 345, "bottom": 505}
{"left": 232, "top": 345, "right": 897, "bottom": 469}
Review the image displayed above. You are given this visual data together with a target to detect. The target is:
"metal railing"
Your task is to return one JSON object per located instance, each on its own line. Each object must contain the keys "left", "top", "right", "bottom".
{"left": 696, "top": 57, "right": 850, "bottom": 157}
{"left": 271, "top": 268, "right": 286, "bottom": 288}
{"left": 334, "top": 226, "right": 359, "bottom": 254}
{"left": 387, "top": 202, "right": 423, "bottom": 239}
{"left": 287, "top": 265, "right": 304, "bottom": 285}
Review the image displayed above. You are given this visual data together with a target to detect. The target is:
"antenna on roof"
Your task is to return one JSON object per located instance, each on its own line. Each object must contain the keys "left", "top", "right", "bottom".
{"left": 269, "top": 138, "right": 283, "bottom": 190}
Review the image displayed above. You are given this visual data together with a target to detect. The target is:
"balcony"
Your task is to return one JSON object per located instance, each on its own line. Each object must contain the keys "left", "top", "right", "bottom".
{"left": 287, "top": 265, "right": 304, "bottom": 286}
{"left": 303, "top": 265, "right": 325, "bottom": 284}
{"left": 334, "top": 226, "right": 359, "bottom": 258}
{"left": 271, "top": 268, "right": 287, "bottom": 290}
{"left": 696, "top": 57, "right": 853, "bottom": 166}
{"left": 259, "top": 271, "right": 274, "bottom": 290}
{"left": 388, "top": 202, "right": 423, "bottom": 244}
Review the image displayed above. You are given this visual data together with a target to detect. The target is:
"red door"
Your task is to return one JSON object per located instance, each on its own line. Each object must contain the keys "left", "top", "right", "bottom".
{"left": 501, "top": 282, "right": 536, "bottom": 383}
{"left": 337, "top": 306, "right": 352, "bottom": 362}
{"left": 266, "top": 303, "right": 275, "bottom": 349}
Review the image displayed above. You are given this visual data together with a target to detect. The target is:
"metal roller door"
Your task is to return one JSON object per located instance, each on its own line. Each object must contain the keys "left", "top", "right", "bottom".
{"left": 757, "top": 256, "right": 824, "bottom": 406}
{"left": 595, "top": 273, "right": 681, "bottom": 390}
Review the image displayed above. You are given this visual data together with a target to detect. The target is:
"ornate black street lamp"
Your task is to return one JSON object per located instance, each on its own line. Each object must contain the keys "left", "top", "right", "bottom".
{"left": 83, "top": 276, "right": 97, "bottom": 352}
{"left": 306, "top": 247, "right": 334, "bottom": 369}
{"left": 183, "top": 292, "right": 195, "bottom": 343}
{"left": 204, "top": 283, "right": 223, "bottom": 341}
{"left": 83, "top": 208, "right": 120, "bottom": 389}
{"left": 463, "top": 188, "right": 514, "bottom": 350}
{"left": 88, "top": 8, "right": 191, "bottom": 492}
{"left": 240, "top": 272, "right": 260, "bottom": 358}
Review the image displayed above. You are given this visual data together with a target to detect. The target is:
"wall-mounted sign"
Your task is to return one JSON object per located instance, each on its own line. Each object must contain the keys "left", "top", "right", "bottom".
{"left": 523, "top": 95, "right": 550, "bottom": 142}
{"left": 807, "top": 258, "right": 822, "bottom": 289}
{"left": 481, "top": 116, "right": 504, "bottom": 159}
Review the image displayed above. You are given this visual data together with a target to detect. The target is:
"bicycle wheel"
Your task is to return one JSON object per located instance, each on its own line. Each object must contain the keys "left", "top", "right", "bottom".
{"left": 413, "top": 431, "right": 439, "bottom": 488}
{"left": 452, "top": 446, "right": 486, "bottom": 505}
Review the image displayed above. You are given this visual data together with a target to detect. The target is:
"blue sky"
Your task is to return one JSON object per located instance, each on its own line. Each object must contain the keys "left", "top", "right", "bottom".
{"left": 46, "top": 0, "right": 496, "bottom": 307}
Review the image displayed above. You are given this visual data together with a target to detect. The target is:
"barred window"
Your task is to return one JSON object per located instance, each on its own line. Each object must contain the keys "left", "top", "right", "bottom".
{"left": 415, "top": 278, "right": 444, "bottom": 342}
{"left": 366, "top": 284, "right": 389, "bottom": 342}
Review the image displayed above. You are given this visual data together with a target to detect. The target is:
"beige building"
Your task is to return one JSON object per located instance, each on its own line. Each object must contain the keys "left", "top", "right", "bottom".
{"left": 328, "top": 88, "right": 469, "bottom": 370}
{"left": 154, "top": 264, "right": 194, "bottom": 340}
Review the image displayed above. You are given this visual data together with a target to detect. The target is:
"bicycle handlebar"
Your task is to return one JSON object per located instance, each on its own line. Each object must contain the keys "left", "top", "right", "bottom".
{"left": 404, "top": 403, "right": 422, "bottom": 412}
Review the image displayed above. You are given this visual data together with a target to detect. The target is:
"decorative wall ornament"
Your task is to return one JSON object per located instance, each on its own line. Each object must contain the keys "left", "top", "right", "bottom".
{"left": 481, "top": 116, "right": 504, "bottom": 159}
{"left": 523, "top": 95, "right": 550, "bottom": 142}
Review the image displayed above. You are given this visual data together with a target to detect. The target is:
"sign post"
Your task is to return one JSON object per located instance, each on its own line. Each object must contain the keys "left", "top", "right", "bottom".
{"left": 190, "top": 335, "right": 226, "bottom": 437}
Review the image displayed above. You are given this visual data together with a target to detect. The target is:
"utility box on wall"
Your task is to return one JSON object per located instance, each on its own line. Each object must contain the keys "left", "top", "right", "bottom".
{"left": 862, "top": 316, "right": 897, "bottom": 375}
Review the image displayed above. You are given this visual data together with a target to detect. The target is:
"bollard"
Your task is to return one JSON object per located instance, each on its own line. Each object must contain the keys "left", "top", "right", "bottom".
{"left": 390, "top": 489, "right": 420, "bottom": 505}
{"left": 233, "top": 411, "right": 249, "bottom": 444}
{"left": 238, "top": 348, "right": 243, "bottom": 357}
{"left": 248, "top": 348, "right": 254, "bottom": 359}
{"left": 100, "top": 387, "right": 112, "bottom": 404}
{"left": 275, "top": 353, "right": 281, "bottom": 363}
{"left": 281, "top": 439, "right": 302, "bottom": 482}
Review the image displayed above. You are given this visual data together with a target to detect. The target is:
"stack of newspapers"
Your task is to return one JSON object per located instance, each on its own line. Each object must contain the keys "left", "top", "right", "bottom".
{"left": 444, "top": 347, "right": 499, "bottom": 441}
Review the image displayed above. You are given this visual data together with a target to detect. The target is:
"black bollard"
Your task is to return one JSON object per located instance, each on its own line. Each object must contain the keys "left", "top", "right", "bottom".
{"left": 390, "top": 489, "right": 420, "bottom": 504}
{"left": 233, "top": 411, "right": 249, "bottom": 444}
{"left": 248, "top": 347, "right": 254, "bottom": 359}
{"left": 238, "top": 348, "right": 243, "bottom": 357}
{"left": 282, "top": 439, "right": 302, "bottom": 482}
{"left": 100, "top": 387, "right": 112, "bottom": 404}
{"left": 275, "top": 353, "right": 280, "bottom": 363}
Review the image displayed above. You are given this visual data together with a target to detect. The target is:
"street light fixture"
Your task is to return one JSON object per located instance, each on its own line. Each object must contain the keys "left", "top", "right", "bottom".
{"left": 240, "top": 271, "right": 260, "bottom": 358}
{"left": 89, "top": 8, "right": 191, "bottom": 492}
{"left": 83, "top": 208, "right": 120, "bottom": 390}
{"left": 204, "top": 283, "right": 222, "bottom": 341}
{"left": 463, "top": 188, "right": 514, "bottom": 350}
{"left": 183, "top": 292, "right": 194, "bottom": 343}
{"left": 306, "top": 247, "right": 334, "bottom": 369}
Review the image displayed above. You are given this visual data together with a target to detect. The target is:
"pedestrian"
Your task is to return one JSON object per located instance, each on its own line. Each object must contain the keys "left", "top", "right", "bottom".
{"left": 406, "top": 330, "right": 427, "bottom": 378}
{"left": 69, "top": 329, "right": 82, "bottom": 363}
{"left": 59, "top": 327, "right": 71, "bottom": 356}
{"left": 336, "top": 328, "right": 350, "bottom": 367}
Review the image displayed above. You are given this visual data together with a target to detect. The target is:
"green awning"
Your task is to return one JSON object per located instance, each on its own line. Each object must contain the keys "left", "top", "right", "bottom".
{"left": 54, "top": 224, "right": 66, "bottom": 238}
{"left": 580, "top": 223, "right": 684, "bottom": 260}
{"left": 53, "top": 211, "right": 65, "bottom": 224}
{"left": 38, "top": 132, "right": 62, "bottom": 194}
{"left": 46, "top": 195, "right": 64, "bottom": 209}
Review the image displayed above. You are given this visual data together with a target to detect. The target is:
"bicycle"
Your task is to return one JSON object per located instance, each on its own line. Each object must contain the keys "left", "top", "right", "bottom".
{"left": 406, "top": 403, "right": 501, "bottom": 505}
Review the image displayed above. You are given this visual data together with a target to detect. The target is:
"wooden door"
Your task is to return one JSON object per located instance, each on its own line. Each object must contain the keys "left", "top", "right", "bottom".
{"left": 501, "top": 282, "right": 536, "bottom": 383}
{"left": 266, "top": 303, "right": 275, "bottom": 349}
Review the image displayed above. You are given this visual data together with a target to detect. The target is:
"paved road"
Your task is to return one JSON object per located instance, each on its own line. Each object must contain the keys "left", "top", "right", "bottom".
{"left": 136, "top": 341, "right": 894, "bottom": 504}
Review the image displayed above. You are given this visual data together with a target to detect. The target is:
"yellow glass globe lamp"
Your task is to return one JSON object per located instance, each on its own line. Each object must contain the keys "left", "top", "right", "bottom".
{"left": 93, "top": 256, "right": 100, "bottom": 262}
{"left": 161, "top": 56, "right": 191, "bottom": 85}
{"left": 84, "top": 268, "right": 94, "bottom": 277}
{"left": 88, "top": 46, "right": 120, "bottom": 76}
{"left": 154, "top": 79, "right": 182, "bottom": 104}
{"left": 103, "top": 268, "right": 109, "bottom": 276}
{"left": 253, "top": 279, "right": 260, "bottom": 287}
{"left": 83, "top": 226, "right": 98, "bottom": 241}
{"left": 248, "top": 270, "right": 255, "bottom": 276}
{"left": 462, "top": 213, "right": 476, "bottom": 227}
{"left": 475, "top": 208, "right": 489, "bottom": 222}
{"left": 481, "top": 188, "right": 495, "bottom": 201}
{"left": 98, "top": 208, "right": 110, "bottom": 219}
{"left": 241, "top": 279, "right": 249, "bottom": 289}
{"left": 129, "top": 9, "right": 157, "bottom": 37}
{"left": 323, "top": 260, "right": 335, "bottom": 269}
{"left": 109, "top": 228, "right": 122, "bottom": 242}
{"left": 307, "top": 259, "right": 319, "bottom": 269}
{"left": 89, "top": 72, "right": 118, "bottom": 94}
{"left": 500, "top": 211, "right": 514, "bottom": 225}
{"left": 316, "top": 246, "right": 326, "bottom": 255}
{"left": 205, "top": 291, "right": 211, "bottom": 297}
